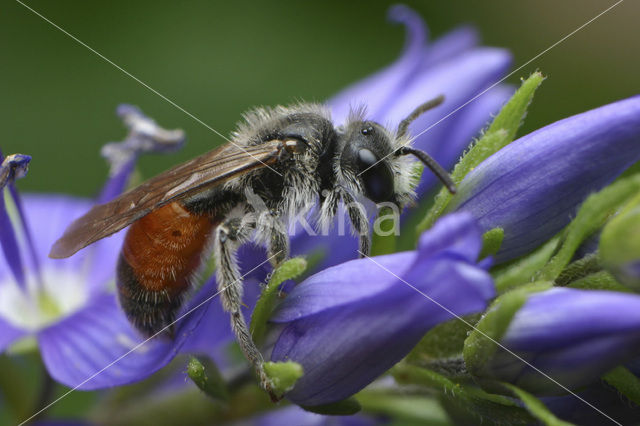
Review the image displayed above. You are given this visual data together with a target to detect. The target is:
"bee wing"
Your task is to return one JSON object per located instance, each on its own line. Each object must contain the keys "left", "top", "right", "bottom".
{"left": 49, "top": 141, "right": 283, "bottom": 259}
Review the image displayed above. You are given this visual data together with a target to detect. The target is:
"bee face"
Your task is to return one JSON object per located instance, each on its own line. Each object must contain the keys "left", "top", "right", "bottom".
{"left": 339, "top": 120, "right": 398, "bottom": 204}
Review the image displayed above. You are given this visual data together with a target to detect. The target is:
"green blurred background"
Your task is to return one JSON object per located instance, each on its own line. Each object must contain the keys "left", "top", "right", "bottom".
{"left": 3, "top": 0, "right": 639, "bottom": 197}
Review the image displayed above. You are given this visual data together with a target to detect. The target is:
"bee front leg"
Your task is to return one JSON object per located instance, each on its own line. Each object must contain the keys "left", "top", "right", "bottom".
{"left": 340, "top": 190, "right": 371, "bottom": 258}
{"left": 214, "top": 216, "right": 277, "bottom": 400}
{"left": 257, "top": 210, "right": 289, "bottom": 268}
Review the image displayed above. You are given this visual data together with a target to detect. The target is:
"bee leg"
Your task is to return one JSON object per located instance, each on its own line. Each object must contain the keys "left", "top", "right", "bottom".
{"left": 257, "top": 209, "right": 289, "bottom": 268}
{"left": 340, "top": 190, "right": 371, "bottom": 258}
{"left": 214, "top": 216, "right": 277, "bottom": 400}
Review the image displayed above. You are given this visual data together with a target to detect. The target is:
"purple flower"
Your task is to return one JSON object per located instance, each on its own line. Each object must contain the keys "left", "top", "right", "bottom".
{"left": 486, "top": 288, "right": 640, "bottom": 395}
{"left": 329, "top": 6, "right": 512, "bottom": 199}
{"left": 270, "top": 212, "right": 495, "bottom": 407}
{"left": 0, "top": 107, "right": 212, "bottom": 389}
{"left": 448, "top": 95, "right": 640, "bottom": 263}
{"left": 252, "top": 405, "right": 380, "bottom": 426}
{"left": 285, "top": 5, "right": 512, "bottom": 272}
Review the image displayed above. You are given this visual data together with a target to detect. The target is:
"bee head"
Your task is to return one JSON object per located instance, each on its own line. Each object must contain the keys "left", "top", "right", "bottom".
{"left": 338, "top": 96, "right": 455, "bottom": 207}
{"left": 339, "top": 120, "right": 397, "bottom": 204}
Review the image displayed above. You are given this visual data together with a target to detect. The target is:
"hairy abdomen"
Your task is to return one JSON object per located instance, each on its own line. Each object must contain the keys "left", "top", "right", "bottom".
{"left": 117, "top": 201, "right": 216, "bottom": 337}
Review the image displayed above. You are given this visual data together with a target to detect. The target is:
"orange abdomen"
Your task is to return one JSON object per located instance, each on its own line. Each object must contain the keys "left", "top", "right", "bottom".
{"left": 116, "top": 202, "right": 216, "bottom": 337}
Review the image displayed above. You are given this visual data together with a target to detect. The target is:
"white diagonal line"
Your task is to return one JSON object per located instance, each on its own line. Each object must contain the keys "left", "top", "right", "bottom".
{"left": 15, "top": 0, "right": 283, "bottom": 177}
{"left": 19, "top": 251, "right": 281, "bottom": 425}
{"left": 358, "top": 250, "right": 622, "bottom": 426}
{"left": 358, "top": 0, "right": 625, "bottom": 177}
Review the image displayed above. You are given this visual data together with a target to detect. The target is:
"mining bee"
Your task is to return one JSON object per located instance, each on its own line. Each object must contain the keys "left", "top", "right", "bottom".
{"left": 50, "top": 96, "right": 455, "bottom": 398}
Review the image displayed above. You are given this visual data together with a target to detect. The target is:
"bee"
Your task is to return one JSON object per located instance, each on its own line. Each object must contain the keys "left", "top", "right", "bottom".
{"left": 49, "top": 96, "right": 455, "bottom": 398}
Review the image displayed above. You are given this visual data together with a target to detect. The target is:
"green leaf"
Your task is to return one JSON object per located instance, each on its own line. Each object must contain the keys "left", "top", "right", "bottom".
{"left": 187, "top": 357, "right": 229, "bottom": 401}
{"left": 418, "top": 72, "right": 544, "bottom": 232}
{"left": 301, "top": 397, "right": 361, "bottom": 415}
{"left": 603, "top": 366, "right": 640, "bottom": 406}
{"left": 263, "top": 361, "right": 304, "bottom": 396}
{"left": 502, "top": 383, "right": 574, "bottom": 426}
{"left": 392, "top": 364, "right": 534, "bottom": 425}
{"left": 463, "top": 282, "right": 552, "bottom": 379}
{"left": 538, "top": 174, "right": 640, "bottom": 281}
{"left": 250, "top": 257, "right": 307, "bottom": 344}
{"left": 493, "top": 237, "right": 559, "bottom": 294}
{"left": 370, "top": 205, "right": 398, "bottom": 256}
{"left": 480, "top": 227, "right": 504, "bottom": 259}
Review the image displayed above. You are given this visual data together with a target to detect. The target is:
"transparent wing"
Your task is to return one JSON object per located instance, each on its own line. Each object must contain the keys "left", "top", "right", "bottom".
{"left": 50, "top": 141, "right": 283, "bottom": 258}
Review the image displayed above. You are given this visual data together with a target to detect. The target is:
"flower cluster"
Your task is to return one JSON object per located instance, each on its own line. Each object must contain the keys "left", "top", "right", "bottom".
{"left": 2, "top": 5, "right": 640, "bottom": 426}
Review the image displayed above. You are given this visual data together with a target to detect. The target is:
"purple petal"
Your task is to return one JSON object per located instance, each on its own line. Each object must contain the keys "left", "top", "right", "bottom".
{"left": 181, "top": 276, "right": 263, "bottom": 369}
{"left": 418, "top": 26, "right": 478, "bottom": 70}
{"left": 254, "top": 405, "right": 379, "bottom": 426}
{"left": 328, "top": 5, "right": 427, "bottom": 123}
{"left": 96, "top": 156, "right": 136, "bottom": 203}
{"left": 490, "top": 288, "right": 640, "bottom": 395}
{"left": 449, "top": 95, "right": 640, "bottom": 262}
{"left": 271, "top": 213, "right": 494, "bottom": 406}
{"left": 383, "top": 47, "right": 511, "bottom": 136}
{"left": 0, "top": 192, "right": 26, "bottom": 287}
{"left": 0, "top": 316, "right": 25, "bottom": 352}
{"left": 504, "top": 289, "right": 640, "bottom": 350}
{"left": 416, "top": 211, "right": 482, "bottom": 262}
{"left": 39, "top": 279, "right": 213, "bottom": 389}
{"left": 414, "top": 85, "right": 513, "bottom": 197}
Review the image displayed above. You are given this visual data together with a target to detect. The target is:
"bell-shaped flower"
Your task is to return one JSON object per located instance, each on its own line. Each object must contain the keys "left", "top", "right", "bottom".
{"left": 0, "top": 106, "right": 215, "bottom": 390}
{"left": 270, "top": 212, "right": 495, "bottom": 407}
{"left": 485, "top": 288, "right": 640, "bottom": 395}
{"left": 447, "top": 95, "right": 640, "bottom": 263}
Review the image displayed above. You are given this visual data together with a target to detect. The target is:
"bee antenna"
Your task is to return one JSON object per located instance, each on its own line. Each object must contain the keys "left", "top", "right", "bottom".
{"left": 396, "top": 146, "right": 456, "bottom": 194}
{"left": 396, "top": 95, "right": 445, "bottom": 139}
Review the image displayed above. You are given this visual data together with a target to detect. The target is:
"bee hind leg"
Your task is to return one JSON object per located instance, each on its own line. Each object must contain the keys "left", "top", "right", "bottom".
{"left": 214, "top": 215, "right": 278, "bottom": 400}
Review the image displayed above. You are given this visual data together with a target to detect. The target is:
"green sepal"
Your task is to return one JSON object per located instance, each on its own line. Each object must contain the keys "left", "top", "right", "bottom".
{"left": 356, "top": 390, "right": 449, "bottom": 425}
{"left": 406, "top": 314, "right": 479, "bottom": 370}
{"left": 418, "top": 130, "right": 507, "bottom": 232}
{"left": 502, "top": 383, "right": 574, "bottom": 426}
{"left": 370, "top": 205, "right": 398, "bottom": 256}
{"left": 418, "top": 72, "right": 544, "bottom": 232}
{"left": 603, "top": 366, "right": 640, "bottom": 406}
{"left": 300, "top": 397, "right": 361, "bottom": 415}
{"left": 392, "top": 364, "right": 535, "bottom": 425}
{"left": 463, "top": 282, "right": 552, "bottom": 380}
{"left": 493, "top": 237, "right": 559, "bottom": 294}
{"left": 539, "top": 174, "right": 640, "bottom": 281}
{"left": 600, "top": 191, "right": 640, "bottom": 290}
{"left": 187, "top": 356, "right": 229, "bottom": 401}
{"left": 263, "top": 361, "right": 304, "bottom": 397}
{"left": 566, "top": 270, "right": 631, "bottom": 292}
{"left": 480, "top": 227, "right": 504, "bottom": 259}
{"left": 554, "top": 253, "right": 601, "bottom": 286}
{"left": 250, "top": 257, "right": 307, "bottom": 345}
{"left": 485, "top": 72, "right": 545, "bottom": 141}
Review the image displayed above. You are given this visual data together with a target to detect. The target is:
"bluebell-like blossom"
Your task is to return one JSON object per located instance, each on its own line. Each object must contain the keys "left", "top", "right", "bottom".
{"left": 252, "top": 405, "right": 380, "bottom": 426}
{"left": 448, "top": 95, "right": 640, "bottom": 263}
{"left": 0, "top": 107, "right": 214, "bottom": 389}
{"left": 485, "top": 288, "right": 640, "bottom": 395}
{"left": 285, "top": 5, "right": 512, "bottom": 272}
{"left": 270, "top": 212, "right": 495, "bottom": 406}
